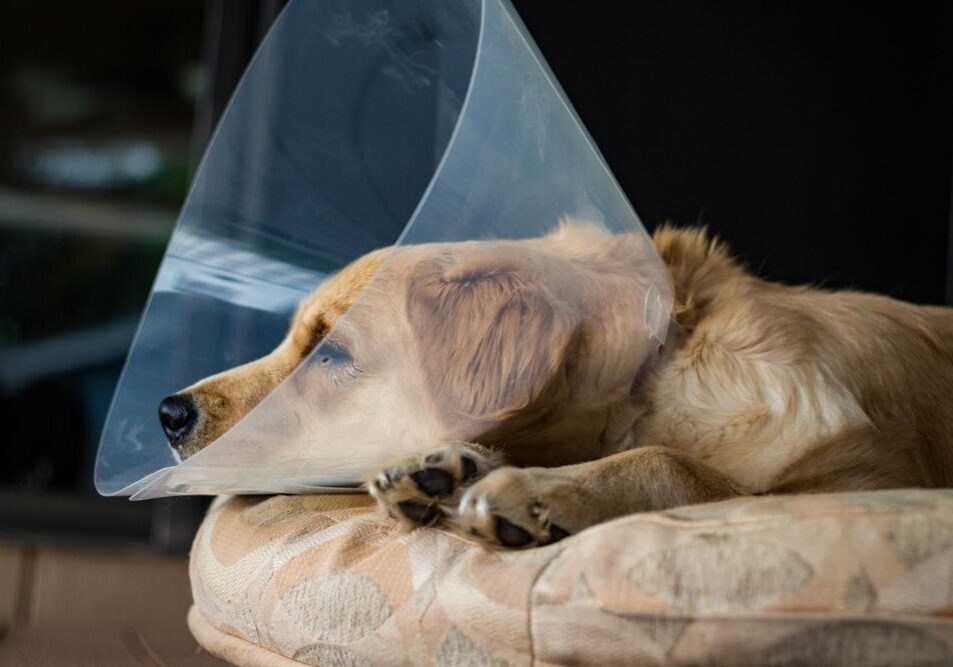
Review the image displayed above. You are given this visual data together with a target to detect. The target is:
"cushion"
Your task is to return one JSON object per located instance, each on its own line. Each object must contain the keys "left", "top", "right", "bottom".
{"left": 189, "top": 489, "right": 953, "bottom": 666}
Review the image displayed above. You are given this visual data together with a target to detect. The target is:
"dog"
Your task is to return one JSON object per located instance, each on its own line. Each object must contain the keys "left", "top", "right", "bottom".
{"left": 158, "top": 221, "right": 953, "bottom": 548}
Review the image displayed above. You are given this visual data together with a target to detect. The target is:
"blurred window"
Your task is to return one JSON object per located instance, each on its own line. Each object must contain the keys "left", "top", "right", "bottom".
{"left": 0, "top": 1, "right": 203, "bottom": 542}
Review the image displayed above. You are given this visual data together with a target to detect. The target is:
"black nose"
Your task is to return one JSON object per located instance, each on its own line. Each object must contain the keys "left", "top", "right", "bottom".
{"left": 158, "top": 394, "right": 197, "bottom": 444}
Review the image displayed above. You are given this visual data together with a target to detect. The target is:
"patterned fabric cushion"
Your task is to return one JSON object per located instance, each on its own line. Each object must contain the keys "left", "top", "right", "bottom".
{"left": 189, "top": 489, "right": 953, "bottom": 666}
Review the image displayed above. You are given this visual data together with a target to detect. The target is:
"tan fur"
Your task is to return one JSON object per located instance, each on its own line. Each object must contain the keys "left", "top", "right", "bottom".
{"left": 169, "top": 223, "right": 953, "bottom": 547}
{"left": 173, "top": 248, "right": 389, "bottom": 457}
{"left": 647, "top": 225, "right": 953, "bottom": 492}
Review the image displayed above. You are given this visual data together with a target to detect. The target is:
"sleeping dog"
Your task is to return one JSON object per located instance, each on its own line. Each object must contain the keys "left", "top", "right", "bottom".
{"left": 158, "top": 221, "right": 953, "bottom": 548}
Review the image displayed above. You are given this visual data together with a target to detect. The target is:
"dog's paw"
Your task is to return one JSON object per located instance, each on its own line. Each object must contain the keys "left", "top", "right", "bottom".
{"left": 454, "top": 467, "right": 578, "bottom": 549}
{"left": 367, "top": 442, "right": 500, "bottom": 528}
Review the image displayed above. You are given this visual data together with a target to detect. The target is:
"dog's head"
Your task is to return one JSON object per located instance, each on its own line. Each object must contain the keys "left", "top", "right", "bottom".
{"left": 158, "top": 221, "right": 667, "bottom": 467}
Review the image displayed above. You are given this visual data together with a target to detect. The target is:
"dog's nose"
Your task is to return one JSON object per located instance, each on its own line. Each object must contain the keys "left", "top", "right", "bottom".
{"left": 158, "top": 394, "right": 197, "bottom": 443}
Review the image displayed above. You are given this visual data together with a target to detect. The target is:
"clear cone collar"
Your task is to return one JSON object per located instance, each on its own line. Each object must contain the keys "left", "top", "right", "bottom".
{"left": 95, "top": 0, "right": 673, "bottom": 499}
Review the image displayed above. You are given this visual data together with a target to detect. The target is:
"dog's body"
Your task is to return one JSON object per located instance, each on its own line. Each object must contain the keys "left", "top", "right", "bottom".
{"left": 159, "top": 223, "right": 953, "bottom": 548}
{"left": 644, "top": 227, "right": 953, "bottom": 495}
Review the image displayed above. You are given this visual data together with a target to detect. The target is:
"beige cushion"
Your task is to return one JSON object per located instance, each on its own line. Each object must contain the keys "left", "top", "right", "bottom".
{"left": 189, "top": 489, "right": 953, "bottom": 666}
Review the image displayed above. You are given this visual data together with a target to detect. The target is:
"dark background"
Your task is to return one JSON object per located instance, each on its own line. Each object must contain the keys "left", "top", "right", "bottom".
{"left": 1, "top": 0, "right": 951, "bottom": 549}
{"left": 518, "top": 2, "right": 953, "bottom": 304}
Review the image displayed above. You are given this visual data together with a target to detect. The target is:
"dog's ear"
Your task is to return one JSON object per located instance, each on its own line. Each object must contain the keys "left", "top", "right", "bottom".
{"left": 407, "top": 260, "right": 577, "bottom": 421}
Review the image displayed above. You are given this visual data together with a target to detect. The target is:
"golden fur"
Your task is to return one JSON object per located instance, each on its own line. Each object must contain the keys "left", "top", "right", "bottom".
{"left": 167, "top": 223, "right": 953, "bottom": 548}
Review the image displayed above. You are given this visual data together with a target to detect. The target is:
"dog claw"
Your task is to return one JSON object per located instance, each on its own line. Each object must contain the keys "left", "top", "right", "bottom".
{"left": 374, "top": 472, "right": 391, "bottom": 491}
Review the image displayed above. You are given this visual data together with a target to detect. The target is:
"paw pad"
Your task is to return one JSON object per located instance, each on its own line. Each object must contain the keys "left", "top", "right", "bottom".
{"left": 495, "top": 516, "right": 533, "bottom": 547}
{"left": 410, "top": 468, "right": 454, "bottom": 498}
{"left": 547, "top": 523, "right": 571, "bottom": 543}
{"left": 369, "top": 443, "right": 498, "bottom": 530}
{"left": 398, "top": 501, "right": 439, "bottom": 525}
{"left": 460, "top": 456, "right": 479, "bottom": 482}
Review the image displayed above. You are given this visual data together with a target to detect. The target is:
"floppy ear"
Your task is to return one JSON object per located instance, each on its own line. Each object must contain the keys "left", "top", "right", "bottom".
{"left": 407, "top": 260, "right": 577, "bottom": 420}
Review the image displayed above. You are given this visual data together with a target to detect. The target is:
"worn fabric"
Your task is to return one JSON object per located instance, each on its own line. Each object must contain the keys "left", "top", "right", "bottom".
{"left": 189, "top": 489, "right": 953, "bottom": 666}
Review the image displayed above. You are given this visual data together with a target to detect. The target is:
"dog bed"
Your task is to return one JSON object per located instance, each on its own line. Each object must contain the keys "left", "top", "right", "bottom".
{"left": 189, "top": 489, "right": 953, "bottom": 666}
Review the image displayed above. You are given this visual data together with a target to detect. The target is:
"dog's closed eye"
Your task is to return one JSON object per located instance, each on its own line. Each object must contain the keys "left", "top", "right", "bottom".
{"left": 316, "top": 336, "right": 362, "bottom": 384}
{"left": 317, "top": 337, "right": 352, "bottom": 366}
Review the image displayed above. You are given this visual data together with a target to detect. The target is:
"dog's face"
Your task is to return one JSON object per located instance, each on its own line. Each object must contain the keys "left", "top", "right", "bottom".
{"left": 158, "top": 222, "right": 666, "bottom": 470}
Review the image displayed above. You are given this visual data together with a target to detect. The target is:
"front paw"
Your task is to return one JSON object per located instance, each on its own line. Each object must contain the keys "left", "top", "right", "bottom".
{"left": 366, "top": 442, "right": 499, "bottom": 528}
{"left": 455, "top": 467, "right": 576, "bottom": 549}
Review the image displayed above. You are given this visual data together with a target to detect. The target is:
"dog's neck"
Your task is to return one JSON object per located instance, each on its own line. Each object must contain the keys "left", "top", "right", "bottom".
{"left": 629, "top": 318, "right": 687, "bottom": 398}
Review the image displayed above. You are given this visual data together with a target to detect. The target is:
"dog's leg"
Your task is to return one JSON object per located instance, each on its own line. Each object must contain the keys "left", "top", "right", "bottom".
{"left": 367, "top": 442, "right": 502, "bottom": 527}
{"left": 454, "top": 446, "right": 745, "bottom": 548}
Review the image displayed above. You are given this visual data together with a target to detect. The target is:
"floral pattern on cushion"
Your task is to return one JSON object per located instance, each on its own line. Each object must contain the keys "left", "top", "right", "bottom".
{"left": 190, "top": 489, "right": 953, "bottom": 666}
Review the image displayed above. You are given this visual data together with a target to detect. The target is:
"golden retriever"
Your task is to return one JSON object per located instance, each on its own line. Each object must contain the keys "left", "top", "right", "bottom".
{"left": 158, "top": 221, "right": 953, "bottom": 548}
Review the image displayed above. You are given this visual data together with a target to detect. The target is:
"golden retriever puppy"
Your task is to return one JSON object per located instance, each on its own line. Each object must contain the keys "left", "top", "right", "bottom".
{"left": 159, "top": 222, "right": 953, "bottom": 548}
